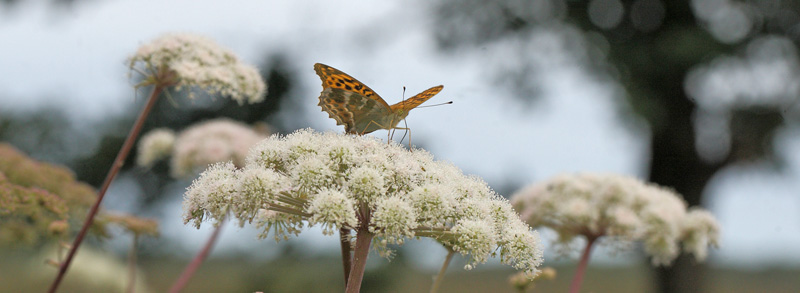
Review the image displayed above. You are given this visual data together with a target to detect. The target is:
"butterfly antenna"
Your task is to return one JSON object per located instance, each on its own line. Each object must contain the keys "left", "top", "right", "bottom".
{"left": 397, "top": 99, "right": 450, "bottom": 147}
{"left": 416, "top": 101, "right": 454, "bottom": 108}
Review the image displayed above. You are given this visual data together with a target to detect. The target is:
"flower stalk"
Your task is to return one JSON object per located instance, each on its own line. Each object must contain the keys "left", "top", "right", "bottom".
{"left": 48, "top": 85, "right": 163, "bottom": 293}
{"left": 339, "top": 227, "right": 352, "bottom": 285}
{"left": 569, "top": 236, "right": 597, "bottom": 293}
{"left": 430, "top": 248, "right": 455, "bottom": 293}
{"left": 51, "top": 32, "right": 266, "bottom": 293}
{"left": 126, "top": 234, "right": 140, "bottom": 293}
{"left": 169, "top": 219, "right": 226, "bottom": 293}
{"left": 346, "top": 227, "right": 375, "bottom": 293}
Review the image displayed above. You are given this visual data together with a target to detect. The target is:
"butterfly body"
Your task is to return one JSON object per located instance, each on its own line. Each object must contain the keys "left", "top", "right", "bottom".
{"left": 314, "top": 63, "right": 443, "bottom": 135}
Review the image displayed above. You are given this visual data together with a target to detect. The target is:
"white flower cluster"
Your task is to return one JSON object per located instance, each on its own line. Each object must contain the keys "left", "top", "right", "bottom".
{"left": 171, "top": 119, "right": 267, "bottom": 178}
{"left": 128, "top": 33, "right": 266, "bottom": 104}
{"left": 183, "top": 129, "right": 544, "bottom": 275}
{"left": 511, "top": 173, "right": 720, "bottom": 266}
{"left": 136, "top": 119, "right": 267, "bottom": 178}
{"left": 136, "top": 128, "right": 176, "bottom": 167}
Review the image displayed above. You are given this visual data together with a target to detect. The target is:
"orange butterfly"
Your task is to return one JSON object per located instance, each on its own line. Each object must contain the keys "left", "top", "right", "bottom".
{"left": 314, "top": 63, "right": 443, "bottom": 135}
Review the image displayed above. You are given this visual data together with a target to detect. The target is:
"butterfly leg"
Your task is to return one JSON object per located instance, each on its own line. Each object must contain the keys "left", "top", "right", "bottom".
{"left": 388, "top": 127, "right": 400, "bottom": 142}
{"left": 359, "top": 120, "right": 389, "bottom": 136}
{"left": 392, "top": 127, "right": 412, "bottom": 149}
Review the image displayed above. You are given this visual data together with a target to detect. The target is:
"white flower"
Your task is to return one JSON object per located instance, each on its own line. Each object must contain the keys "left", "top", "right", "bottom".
{"left": 233, "top": 167, "right": 290, "bottom": 224}
{"left": 680, "top": 209, "right": 720, "bottom": 261}
{"left": 511, "top": 173, "right": 720, "bottom": 266}
{"left": 128, "top": 33, "right": 266, "bottom": 104}
{"left": 183, "top": 161, "right": 239, "bottom": 228}
{"left": 559, "top": 198, "right": 596, "bottom": 229}
{"left": 640, "top": 187, "right": 687, "bottom": 265}
{"left": 605, "top": 206, "right": 640, "bottom": 237}
{"left": 407, "top": 184, "right": 456, "bottom": 227}
{"left": 307, "top": 189, "right": 358, "bottom": 235}
{"left": 183, "top": 129, "right": 544, "bottom": 275}
{"left": 171, "top": 118, "right": 267, "bottom": 178}
{"left": 346, "top": 166, "right": 387, "bottom": 203}
{"left": 499, "top": 222, "right": 544, "bottom": 273}
{"left": 289, "top": 156, "right": 336, "bottom": 193}
{"left": 449, "top": 219, "right": 497, "bottom": 268}
{"left": 136, "top": 128, "right": 176, "bottom": 167}
{"left": 370, "top": 196, "right": 417, "bottom": 245}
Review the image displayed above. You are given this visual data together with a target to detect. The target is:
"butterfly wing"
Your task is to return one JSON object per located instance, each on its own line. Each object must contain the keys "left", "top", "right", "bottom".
{"left": 314, "top": 63, "right": 390, "bottom": 108}
{"left": 318, "top": 87, "right": 395, "bottom": 134}
{"left": 389, "top": 85, "right": 444, "bottom": 112}
{"left": 314, "top": 63, "right": 394, "bottom": 134}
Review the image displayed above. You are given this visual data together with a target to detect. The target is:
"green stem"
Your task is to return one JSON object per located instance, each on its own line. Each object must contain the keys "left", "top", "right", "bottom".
{"left": 48, "top": 85, "right": 164, "bottom": 293}
{"left": 429, "top": 248, "right": 455, "bottom": 293}
{"left": 276, "top": 192, "right": 307, "bottom": 207}
{"left": 414, "top": 230, "right": 457, "bottom": 238}
{"left": 267, "top": 205, "right": 311, "bottom": 217}
{"left": 413, "top": 226, "right": 451, "bottom": 232}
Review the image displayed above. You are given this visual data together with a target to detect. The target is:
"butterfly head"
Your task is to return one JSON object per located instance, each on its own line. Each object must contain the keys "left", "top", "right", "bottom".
{"left": 393, "top": 108, "right": 410, "bottom": 120}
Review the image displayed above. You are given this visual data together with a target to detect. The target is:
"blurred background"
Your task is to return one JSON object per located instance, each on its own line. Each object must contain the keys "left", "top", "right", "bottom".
{"left": 1, "top": 0, "right": 800, "bottom": 292}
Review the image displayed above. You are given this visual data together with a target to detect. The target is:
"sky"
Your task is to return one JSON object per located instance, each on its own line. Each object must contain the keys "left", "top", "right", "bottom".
{"left": 1, "top": 0, "right": 799, "bottom": 269}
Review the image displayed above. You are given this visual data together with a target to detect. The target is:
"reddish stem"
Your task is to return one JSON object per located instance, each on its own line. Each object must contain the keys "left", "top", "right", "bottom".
{"left": 339, "top": 227, "right": 352, "bottom": 286}
{"left": 345, "top": 227, "right": 374, "bottom": 293}
{"left": 48, "top": 85, "right": 163, "bottom": 293}
{"left": 169, "top": 220, "right": 226, "bottom": 293}
{"left": 569, "top": 236, "right": 598, "bottom": 293}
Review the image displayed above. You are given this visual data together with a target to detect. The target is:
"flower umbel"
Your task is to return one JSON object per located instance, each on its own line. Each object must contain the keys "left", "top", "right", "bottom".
{"left": 511, "top": 173, "right": 721, "bottom": 265}
{"left": 136, "top": 128, "right": 175, "bottom": 167}
{"left": 170, "top": 119, "right": 267, "bottom": 178}
{"left": 128, "top": 33, "right": 267, "bottom": 104}
{"left": 49, "top": 33, "right": 258, "bottom": 292}
{"left": 512, "top": 173, "right": 720, "bottom": 293}
{"left": 183, "top": 129, "right": 544, "bottom": 275}
{"left": 184, "top": 162, "right": 239, "bottom": 228}
{"left": 136, "top": 119, "right": 268, "bottom": 178}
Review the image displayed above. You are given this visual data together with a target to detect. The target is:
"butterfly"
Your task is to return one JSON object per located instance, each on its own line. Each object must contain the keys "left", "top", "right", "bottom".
{"left": 314, "top": 63, "right": 443, "bottom": 135}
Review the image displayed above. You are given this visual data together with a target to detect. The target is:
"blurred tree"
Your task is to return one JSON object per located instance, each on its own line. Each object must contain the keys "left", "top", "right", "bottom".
{"left": 433, "top": 0, "right": 800, "bottom": 292}
{"left": 0, "top": 107, "right": 100, "bottom": 166}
